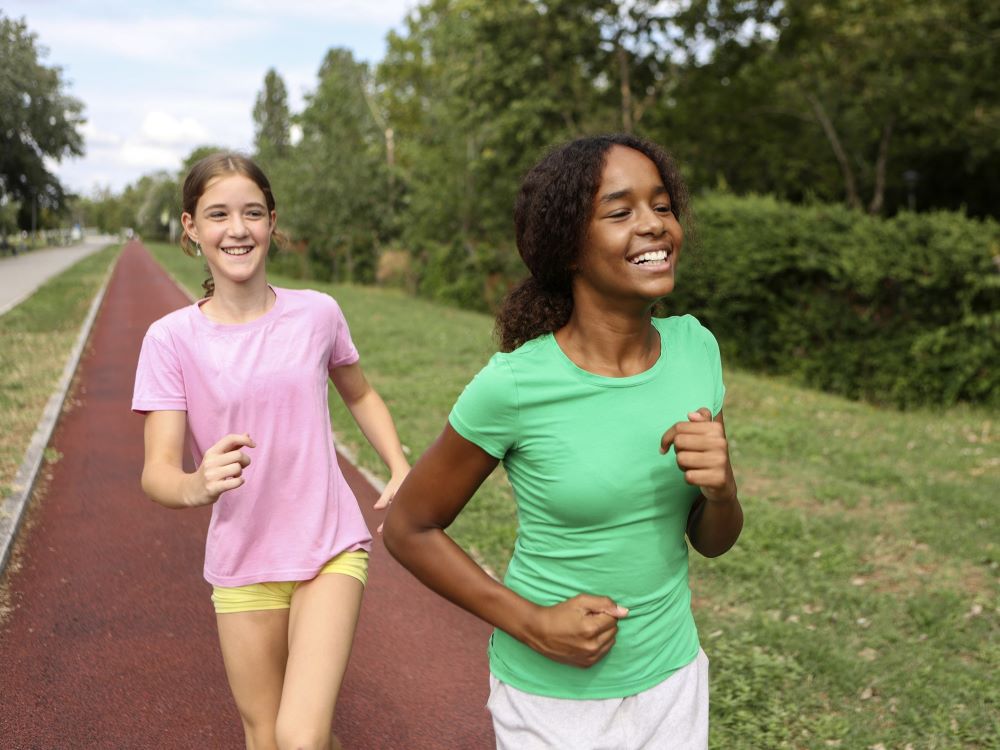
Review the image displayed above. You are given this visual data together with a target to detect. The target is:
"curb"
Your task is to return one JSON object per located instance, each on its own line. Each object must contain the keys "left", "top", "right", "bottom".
{"left": 0, "top": 249, "right": 119, "bottom": 575}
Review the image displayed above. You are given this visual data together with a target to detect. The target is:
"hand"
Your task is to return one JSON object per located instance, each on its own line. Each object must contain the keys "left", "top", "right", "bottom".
{"left": 374, "top": 467, "right": 410, "bottom": 534}
{"left": 523, "top": 594, "right": 629, "bottom": 668}
{"left": 660, "top": 407, "right": 736, "bottom": 504}
{"left": 187, "top": 433, "right": 255, "bottom": 507}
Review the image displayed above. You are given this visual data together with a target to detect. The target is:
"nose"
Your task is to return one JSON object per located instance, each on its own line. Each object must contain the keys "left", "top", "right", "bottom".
{"left": 636, "top": 205, "right": 666, "bottom": 237}
{"left": 228, "top": 214, "right": 249, "bottom": 237}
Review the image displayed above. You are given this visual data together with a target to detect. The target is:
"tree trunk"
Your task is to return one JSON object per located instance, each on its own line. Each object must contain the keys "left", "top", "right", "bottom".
{"left": 867, "top": 117, "right": 895, "bottom": 215}
{"left": 807, "top": 93, "right": 862, "bottom": 210}
{"left": 617, "top": 42, "right": 633, "bottom": 134}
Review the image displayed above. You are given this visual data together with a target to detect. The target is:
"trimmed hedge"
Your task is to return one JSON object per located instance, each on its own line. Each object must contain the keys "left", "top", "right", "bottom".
{"left": 664, "top": 194, "right": 999, "bottom": 408}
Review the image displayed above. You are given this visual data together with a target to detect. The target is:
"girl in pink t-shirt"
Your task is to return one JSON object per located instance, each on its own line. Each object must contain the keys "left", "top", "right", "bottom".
{"left": 133, "top": 153, "right": 409, "bottom": 750}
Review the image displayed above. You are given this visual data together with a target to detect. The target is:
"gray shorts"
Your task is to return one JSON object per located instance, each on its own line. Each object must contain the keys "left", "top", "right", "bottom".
{"left": 487, "top": 648, "right": 709, "bottom": 750}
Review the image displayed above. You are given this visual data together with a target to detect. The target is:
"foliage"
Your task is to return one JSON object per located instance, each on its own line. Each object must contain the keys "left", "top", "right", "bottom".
{"left": 665, "top": 0, "right": 1000, "bottom": 217}
{"left": 265, "top": 51, "right": 390, "bottom": 283}
{"left": 96, "top": 0, "right": 1000, "bottom": 409}
{"left": 0, "top": 13, "right": 85, "bottom": 228}
{"left": 252, "top": 69, "right": 291, "bottom": 165}
{"left": 668, "top": 193, "right": 1000, "bottom": 407}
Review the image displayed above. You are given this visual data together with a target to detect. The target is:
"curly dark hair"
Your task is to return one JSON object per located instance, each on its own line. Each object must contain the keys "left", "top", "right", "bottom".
{"left": 495, "top": 133, "right": 690, "bottom": 352}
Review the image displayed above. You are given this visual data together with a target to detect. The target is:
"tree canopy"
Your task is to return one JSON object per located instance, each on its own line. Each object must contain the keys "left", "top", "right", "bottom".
{"left": 101, "top": 0, "right": 999, "bottom": 279}
{"left": 0, "top": 14, "right": 85, "bottom": 229}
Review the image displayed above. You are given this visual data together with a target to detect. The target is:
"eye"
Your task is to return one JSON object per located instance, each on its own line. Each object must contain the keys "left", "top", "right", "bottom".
{"left": 607, "top": 209, "right": 631, "bottom": 219}
{"left": 655, "top": 204, "right": 674, "bottom": 214}
{"left": 208, "top": 211, "right": 226, "bottom": 219}
{"left": 246, "top": 209, "right": 266, "bottom": 219}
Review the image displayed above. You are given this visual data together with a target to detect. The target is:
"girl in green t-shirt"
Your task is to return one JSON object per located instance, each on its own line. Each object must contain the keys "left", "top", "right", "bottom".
{"left": 385, "top": 134, "right": 743, "bottom": 749}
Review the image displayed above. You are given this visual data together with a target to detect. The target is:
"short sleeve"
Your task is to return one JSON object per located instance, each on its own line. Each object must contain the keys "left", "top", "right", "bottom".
{"left": 697, "top": 321, "right": 726, "bottom": 416}
{"left": 326, "top": 297, "right": 360, "bottom": 369}
{"left": 448, "top": 355, "right": 519, "bottom": 459}
{"left": 132, "top": 332, "right": 187, "bottom": 414}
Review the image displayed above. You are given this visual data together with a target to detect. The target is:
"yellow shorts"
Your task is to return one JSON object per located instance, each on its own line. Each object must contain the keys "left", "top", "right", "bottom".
{"left": 211, "top": 550, "right": 369, "bottom": 615}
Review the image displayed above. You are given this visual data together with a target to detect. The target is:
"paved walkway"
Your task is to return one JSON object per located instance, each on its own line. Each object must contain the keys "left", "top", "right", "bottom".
{"left": 0, "top": 235, "right": 117, "bottom": 316}
{"left": 0, "top": 241, "right": 494, "bottom": 748}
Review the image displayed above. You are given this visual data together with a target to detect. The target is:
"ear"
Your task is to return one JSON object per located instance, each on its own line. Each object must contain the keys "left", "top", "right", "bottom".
{"left": 180, "top": 212, "right": 198, "bottom": 242}
{"left": 269, "top": 210, "right": 277, "bottom": 234}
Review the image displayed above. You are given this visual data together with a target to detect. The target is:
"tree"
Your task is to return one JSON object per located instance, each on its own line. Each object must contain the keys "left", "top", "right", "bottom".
{"left": 759, "top": 0, "right": 999, "bottom": 214}
{"left": 0, "top": 14, "right": 85, "bottom": 228}
{"left": 252, "top": 69, "right": 291, "bottom": 163}
{"left": 180, "top": 145, "right": 228, "bottom": 176}
{"left": 277, "top": 48, "right": 389, "bottom": 282}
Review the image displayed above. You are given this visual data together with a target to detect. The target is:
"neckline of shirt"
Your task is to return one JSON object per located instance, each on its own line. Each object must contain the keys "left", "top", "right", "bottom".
{"left": 544, "top": 321, "right": 668, "bottom": 388}
{"left": 192, "top": 284, "right": 283, "bottom": 331}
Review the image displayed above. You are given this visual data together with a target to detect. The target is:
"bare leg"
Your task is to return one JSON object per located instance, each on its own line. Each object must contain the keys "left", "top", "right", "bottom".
{"left": 274, "top": 573, "right": 364, "bottom": 750}
{"left": 217, "top": 609, "right": 289, "bottom": 750}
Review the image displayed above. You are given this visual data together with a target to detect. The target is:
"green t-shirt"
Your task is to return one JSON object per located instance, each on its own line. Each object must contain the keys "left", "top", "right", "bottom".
{"left": 449, "top": 314, "right": 726, "bottom": 699}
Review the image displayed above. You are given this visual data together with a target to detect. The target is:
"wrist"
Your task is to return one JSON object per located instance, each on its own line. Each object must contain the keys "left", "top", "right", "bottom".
{"left": 513, "top": 601, "right": 548, "bottom": 652}
{"left": 704, "top": 481, "right": 738, "bottom": 505}
{"left": 181, "top": 473, "right": 206, "bottom": 508}
{"left": 387, "top": 459, "right": 410, "bottom": 477}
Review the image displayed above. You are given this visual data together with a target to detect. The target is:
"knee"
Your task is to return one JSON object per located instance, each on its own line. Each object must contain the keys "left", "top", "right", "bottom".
{"left": 274, "top": 721, "right": 330, "bottom": 750}
{"left": 240, "top": 716, "right": 278, "bottom": 750}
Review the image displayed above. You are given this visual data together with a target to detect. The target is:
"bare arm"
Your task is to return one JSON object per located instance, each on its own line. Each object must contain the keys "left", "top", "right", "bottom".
{"left": 661, "top": 408, "right": 743, "bottom": 558}
{"left": 330, "top": 362, "right": 410, "bottom": 511}
{"left": 383, "top": 424, "right": 627, "bottom": 668}
{"left": 140, "top": 410, "right": 253, "bottom": 509}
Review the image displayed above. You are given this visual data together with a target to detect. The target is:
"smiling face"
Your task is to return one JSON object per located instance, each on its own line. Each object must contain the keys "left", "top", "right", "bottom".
{"left": 180, "top": 173, "right": 276, "bottom": 290}
{"left": 573, "top": 145, "right": 683, "bottom": 308}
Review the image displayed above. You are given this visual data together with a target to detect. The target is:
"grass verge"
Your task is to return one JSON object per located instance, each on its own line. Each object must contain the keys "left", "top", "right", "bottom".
{"left": 0, "top": 244, "right": 120, "bottom": 499}
{"left": 147, "top": 242, "right": 998, "bottom": 749}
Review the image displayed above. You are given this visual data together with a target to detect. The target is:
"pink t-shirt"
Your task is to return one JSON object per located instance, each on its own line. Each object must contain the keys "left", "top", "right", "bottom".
{"left": 132, "top": 286, "right": 372, "bottom": 587}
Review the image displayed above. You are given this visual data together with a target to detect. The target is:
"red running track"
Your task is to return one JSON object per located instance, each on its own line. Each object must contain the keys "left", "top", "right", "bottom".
{"left": 0, "top": 241, "right": 495, "bottom": 749}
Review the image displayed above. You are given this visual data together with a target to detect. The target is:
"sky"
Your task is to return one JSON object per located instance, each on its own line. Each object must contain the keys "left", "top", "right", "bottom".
{"left": 4, "top": 0, "right": 417, "bottom": 195}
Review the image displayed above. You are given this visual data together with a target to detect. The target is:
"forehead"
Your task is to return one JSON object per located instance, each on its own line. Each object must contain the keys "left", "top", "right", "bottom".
{"left": 597, "top": 146, "right": 663, "bottom": 193}
{"left": 200, "top": 173, "right": 266, "bottom": 205}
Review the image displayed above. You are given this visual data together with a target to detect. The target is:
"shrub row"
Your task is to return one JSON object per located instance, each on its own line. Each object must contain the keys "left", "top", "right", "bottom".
{"left": 665, "top": 194, "right": 999, "bottom": 408}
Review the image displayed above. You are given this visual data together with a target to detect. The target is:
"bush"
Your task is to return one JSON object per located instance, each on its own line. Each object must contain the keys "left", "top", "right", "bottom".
{"left": 415, "top": 240, "right": 522, "bottom": 313}
{"left": 667, "top": 194, "right": 999, "bottom": 408}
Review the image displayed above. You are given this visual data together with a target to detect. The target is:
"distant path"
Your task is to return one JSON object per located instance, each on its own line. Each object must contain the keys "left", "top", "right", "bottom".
{"left": 0, "top": 235, "right": 117, "bottom": 316}
{"left": 0, "top": 240, "right": 494, "bottom": 748}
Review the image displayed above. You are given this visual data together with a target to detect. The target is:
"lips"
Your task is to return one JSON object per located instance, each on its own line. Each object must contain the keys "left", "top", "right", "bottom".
{"left": 220, "top": 246, "right": 254, "bottom": 256}
{"left": 627, "top": 244, "right": 673, "bottom": 266}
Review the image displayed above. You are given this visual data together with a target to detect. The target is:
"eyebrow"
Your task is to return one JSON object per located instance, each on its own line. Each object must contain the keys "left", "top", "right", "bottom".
{"left": 202, "top": 202, "right": 267, "bottom": 211}
{"left": 598, "top": 185, "right": 669, "bottom": 204}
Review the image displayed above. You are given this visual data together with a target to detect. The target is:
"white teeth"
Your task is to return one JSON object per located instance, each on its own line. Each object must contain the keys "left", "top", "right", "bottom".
{"left": 221, "top": 246, "right": 253, "bottom": 256}
{"left": 630, "top": 249, "right": 669, "bottom": 264}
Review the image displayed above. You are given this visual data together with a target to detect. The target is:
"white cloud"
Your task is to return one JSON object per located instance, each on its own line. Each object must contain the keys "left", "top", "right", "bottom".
{"left": 79, "top": 120, "right": 124, "bottom": 148}
{"left": 140, "top": 111, "right": 211, "bottom": 146}
{"left": 26, "top": 16, "right": 265, "bottom": 62}
{"left": 5, "top": 0, "right": 413, "bottom": 194}
{"left": 118, "top": 143, "right": 180, "bottom": 170}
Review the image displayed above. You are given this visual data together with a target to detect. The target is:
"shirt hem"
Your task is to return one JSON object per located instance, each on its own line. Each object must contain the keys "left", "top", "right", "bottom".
{"left": 205, "top": 541, "right": 372, "bottom": 587}
{"left": 487, "top": 640, "right": 701, "bottom": 700}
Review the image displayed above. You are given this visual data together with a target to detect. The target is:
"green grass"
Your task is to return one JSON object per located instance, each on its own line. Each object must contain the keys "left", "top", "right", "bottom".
{"left": 148, "top": 242, "right": 999, "bottom": 749}
{"left": 0, "top": 244, "right": 120, "bottom": 499}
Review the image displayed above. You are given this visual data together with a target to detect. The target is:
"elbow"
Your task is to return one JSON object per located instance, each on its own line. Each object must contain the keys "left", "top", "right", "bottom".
{"left": 382, "top": 508, "right": 430, "bottom": 567}
{"left": 139, "top": 467, "right": 153, "bottom": 500}
{"left": 381, "top": 510, "right": 405, "bottom": 561}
